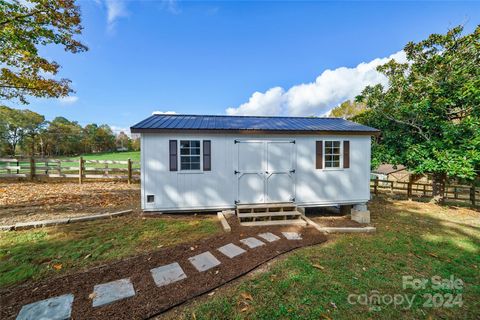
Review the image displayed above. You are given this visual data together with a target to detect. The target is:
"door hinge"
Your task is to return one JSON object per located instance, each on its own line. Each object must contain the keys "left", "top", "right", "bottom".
{"left": 290, "top": 197, "right": 296, "bottom": 202}
{"left": 291, "top": 140, "right": 296, "bottom": 144}
{"left": 234, "top": 200, "right": 240, "bottom": 204}
{"left": 290, "top": 169, "right": 296, "bottom": 173}
{"left": 234, "top": 140, "right": 239, "bottom": 144}
{"left": 234, "top": 170, "right": 240, "bottom": 174}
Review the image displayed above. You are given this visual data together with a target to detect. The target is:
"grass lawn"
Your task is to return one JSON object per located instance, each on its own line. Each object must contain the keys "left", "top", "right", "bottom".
{"left": 166, "top": 197, "right": 480, "bottom": 319}
{"left": 0, "top": 215, "right": 221, "bottom": 288}
{"left": 63, "top": 151, "right": 140, "bottom": 162}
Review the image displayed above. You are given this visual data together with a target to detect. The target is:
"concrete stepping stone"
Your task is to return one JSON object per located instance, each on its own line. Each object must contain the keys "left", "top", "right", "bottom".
{"left": 282, "top": 232, "right": 302, "bottom": 240}
{"left": 188, "top": 251, "right": 221, "bottom": 272}
{"left": 151, "top": 262, "right": 187, "bottom": 287}
{"left": 258, "top": 232, "right": 281, "bottom": 242}
{"left": 218, "top": 243, "right": 246, "bottom": 258}
{"left": 92, "top": 278, "right": 135, "bottom": 308}
{"left": 239, "top": 237, "right": 265, "bottom": 248}
{"left": 16, "top": 294, "right": 74, "bottom": 320}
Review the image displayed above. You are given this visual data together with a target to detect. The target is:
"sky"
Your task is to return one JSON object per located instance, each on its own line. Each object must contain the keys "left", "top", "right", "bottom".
{"left": 13, "top": 0, "right": 480, "bottom": 134}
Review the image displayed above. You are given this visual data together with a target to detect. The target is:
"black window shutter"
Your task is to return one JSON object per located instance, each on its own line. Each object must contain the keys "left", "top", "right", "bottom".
{"left": 169, "top": 140, "right": 177, "bottom": 171}
{"left": 203, "top": 140, "right": 211, "bottom": 171}
{"left": 343, "top": 140, "right": 350, "bottom": 168}
{"left": 316, "top": 141, "right": 323, "bottom": 169}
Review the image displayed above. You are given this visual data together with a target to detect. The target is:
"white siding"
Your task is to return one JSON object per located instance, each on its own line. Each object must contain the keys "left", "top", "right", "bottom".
{"left": 141, "top": 132, "right": 371, "bottom": 211}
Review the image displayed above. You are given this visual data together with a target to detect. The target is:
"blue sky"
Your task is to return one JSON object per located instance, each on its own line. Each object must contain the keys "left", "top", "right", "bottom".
{"left": 17, "top": 1, "right": 480, "bottom": 133}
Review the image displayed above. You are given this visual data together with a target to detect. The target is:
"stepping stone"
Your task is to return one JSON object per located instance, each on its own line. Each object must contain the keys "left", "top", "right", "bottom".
{"left": 92, "top": 278, "right": 135, "bottom": 308}
{"left": 282, "top": 232, "right": 302, "bottom": 240}
{"left": 188, "top": 251, "right": 221, "bottom": 272}
{"left": 151, "top": 262, "right": 187, "bottom": 287}
{"left": 218, "top": 243, "right": 246, "bottom": 258}
{"left": 258, "top": 232, "right": 281, "bottom": 242}
{"left": 16, "top": 294, "right": 74, "bottom": 320}
{"left": 239, "top": 237, "right": 265, "bottom": 248}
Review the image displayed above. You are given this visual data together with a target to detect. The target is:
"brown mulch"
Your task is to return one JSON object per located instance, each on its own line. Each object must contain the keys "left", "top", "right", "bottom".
{"left": 0, "top": 218, "right": 327, "bottom": 320}
{"left": 0, "top": 181, "right": 140, "bottom": 225}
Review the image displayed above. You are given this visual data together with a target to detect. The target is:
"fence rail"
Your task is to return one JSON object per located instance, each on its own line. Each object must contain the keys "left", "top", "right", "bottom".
{"left": 370, "top": 178, "right": 478, "bottom": 206}
{"left": 0, "top": 157, "right": 140, "bottom": 184}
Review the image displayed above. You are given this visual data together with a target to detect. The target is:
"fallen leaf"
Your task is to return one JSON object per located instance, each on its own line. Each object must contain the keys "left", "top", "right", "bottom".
{"left": 240, "top": 306, "right": 249, "bottom": 312}
{"left": 84, "top": 253, "right": 92, "bottom": 260}
{"left": 240, "top": 292, "right": 253, "bottom": 301}
{"left": 88, "top": 292, "right": 96, "bottom": 300}
{"left": 53, "top": 263, "right": 62, "bottom": 270}
{"left": 208, "top": 291, "right": 215, "bottom": 296}
{"left": 312, "top": 264, "right": 325, "bottom": 270}
{"left": 330, "top": 301, "right": 337, "bottom": 309}
{"left": 427, "top": 252, "right": 438, "bottom": 258}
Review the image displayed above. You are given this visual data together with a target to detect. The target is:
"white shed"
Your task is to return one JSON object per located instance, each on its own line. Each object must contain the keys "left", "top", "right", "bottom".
{"left": 131, "top": 114, "right": 378, "bottom": 221}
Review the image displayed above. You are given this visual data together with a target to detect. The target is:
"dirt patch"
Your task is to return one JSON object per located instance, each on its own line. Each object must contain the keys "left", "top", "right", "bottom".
{"left": 0, "top": 181, "right": 140, "bottom": 225}
{"left": 0, "top": 219, "right": 327, "bottom": 320}
{"left": 309, "top": 215, "right": 364, "bottom": 228}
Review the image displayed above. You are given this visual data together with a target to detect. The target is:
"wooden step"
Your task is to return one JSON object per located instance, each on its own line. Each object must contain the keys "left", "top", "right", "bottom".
{"left": 240, "top": 219, "right": 307, "bottom": 227}
{"left": 236, "top": 202, "right": 295, "bottom": 210}
{"left": 237, "top": 211, "right": 301, "bottom": 218}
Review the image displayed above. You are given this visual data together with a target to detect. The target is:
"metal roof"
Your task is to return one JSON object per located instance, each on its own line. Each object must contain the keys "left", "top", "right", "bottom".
{"left": 130, "top": 114, "right": 379, "bottom": 134}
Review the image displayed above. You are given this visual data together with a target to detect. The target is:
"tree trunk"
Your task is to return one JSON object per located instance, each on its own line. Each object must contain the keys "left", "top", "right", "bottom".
{"left": 431, "top": 172, "right": 447, "bottom": 204}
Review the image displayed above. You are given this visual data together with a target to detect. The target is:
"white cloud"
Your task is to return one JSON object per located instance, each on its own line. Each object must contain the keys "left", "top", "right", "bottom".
{"left": 152, "top": 110, "right": 177, "bottom": 115}
{"left": 95, "top": 0, "right": 129, "bottom": 31}
{"left": 58, "top": 96, "right": 79, "bottom": 105}
{"left": 110, "top": 125, "right": 129, "bottom": 136}
{"left": 226, "top": 87, "right": 285, "bottom": 116}
{"left": 226, "top": 51, "right": 407, "bottom": 116}
{"left": 163, "top": 0, "right": 180, "bottom": 14}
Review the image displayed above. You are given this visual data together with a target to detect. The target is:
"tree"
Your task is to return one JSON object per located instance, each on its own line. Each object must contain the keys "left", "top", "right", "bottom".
{"left": 0, "top": 106, "right": 44, "bottom": 155}
{"left": 0, "top": 0, "right": 87, "bottom": 105}
{"left": 356, "top": 25, "right": 480, "bottom": 203}
{"left": 329, "top": 100, "right": 366, "bottom": 119}
{"left": 116, "top": 131, "right": 131, "bottom": 151}
{"left": 40, "top": 117, "right": 83, "bottom": 156}
{"left": 19, "top": 109, "right": 45, "bottom": 156}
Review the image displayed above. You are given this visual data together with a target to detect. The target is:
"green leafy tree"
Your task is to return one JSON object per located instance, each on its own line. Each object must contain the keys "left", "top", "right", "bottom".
{"left": 0, "top": 106, "right": 44, "bottom": 155}
{"left": 329, "top": 100, "right": 366, "bottom": 119}
{"left": 356, "top": 25, "right": 480, "bottom": 202}
{"left": 40, "top": 117, "right": 83, "bottom": 156}
{"left": 0, "top": 0, "right": 87, "bottom": 104}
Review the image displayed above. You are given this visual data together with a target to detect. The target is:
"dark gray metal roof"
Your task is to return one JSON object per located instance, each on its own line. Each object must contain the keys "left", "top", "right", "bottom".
{"left": 130, "top": 114, "right": 379, "bottom": 134}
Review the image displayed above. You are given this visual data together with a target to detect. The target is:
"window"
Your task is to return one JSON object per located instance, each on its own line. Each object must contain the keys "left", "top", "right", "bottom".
{"left": 180, "top": 140, "right": 201, "bottom": 170}
{"left": 324, "top": 141, "right": 341, "bottom": 168}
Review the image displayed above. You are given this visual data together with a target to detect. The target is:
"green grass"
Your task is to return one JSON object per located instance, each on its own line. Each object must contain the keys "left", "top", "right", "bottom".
{"left": 0, "top": 216, "right": 220, "bottom": 288}
{"left": 170, "top": 197, "right": 480, "bottom": 320}
{"left": 62, "top": 151, "right": 140, "bottom": 162}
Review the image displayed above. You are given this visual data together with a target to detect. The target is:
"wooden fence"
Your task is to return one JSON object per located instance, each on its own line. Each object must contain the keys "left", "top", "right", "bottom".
{"left": 0, "top": 157, "right": 140, "bottom": 184}
{"left": 370, "top": 177, "right": 478, "bottom": 206}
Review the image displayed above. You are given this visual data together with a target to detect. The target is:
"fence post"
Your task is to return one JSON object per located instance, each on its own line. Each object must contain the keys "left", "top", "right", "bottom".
{"left": 390, "top": 181, "right": 394, "bottom": 194}
{"left": 79, "top": 157, "right": 83, "bottom": 184}
{"left": 374, "top": 176, "right": 378, "bottom": 195}
{"left": 127, "top": 158, "right": 132, "bottom": 184}
{"left": 16, "top": 160, "right": 19, "bottom": 174}
{"left": 471, "top": 185, "right": 476, "bottom": 207}
{"left": 30, "top": 157, "right": 35, "bottom": 180}
{"left": 407, "top": 182, "right": 412, "bottom": 200}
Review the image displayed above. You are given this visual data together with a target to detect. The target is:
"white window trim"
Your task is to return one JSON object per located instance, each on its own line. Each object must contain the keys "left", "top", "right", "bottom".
{"left": 323, "top": 140, "right": 343, "bottom": 171}
{"left": 179, "top": 140, "right": 203, "bottom": 172}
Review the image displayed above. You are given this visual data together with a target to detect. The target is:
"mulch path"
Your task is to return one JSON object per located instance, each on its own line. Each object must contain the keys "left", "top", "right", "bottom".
{"left": 0, "top": 217, "right": 327, "bottom": 320}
